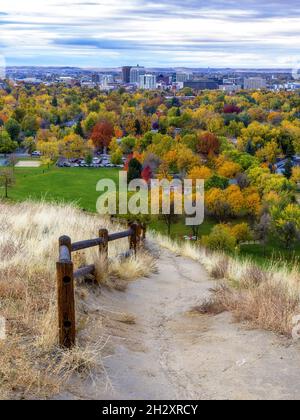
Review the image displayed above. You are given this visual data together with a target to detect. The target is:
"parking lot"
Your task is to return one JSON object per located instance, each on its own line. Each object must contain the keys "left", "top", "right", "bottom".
{"left": 57, "top": 155, "right": 125, "bottom": 169}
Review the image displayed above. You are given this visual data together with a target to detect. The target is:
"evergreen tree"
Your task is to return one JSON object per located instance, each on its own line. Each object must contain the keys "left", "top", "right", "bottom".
{"left": 245, "top": 140, "right": 255, "bottom": 155}
{"left": 127, "top": 158, "right": 142, "bottom": 183}
{"left": 52, "top": 97, "right": 58, "bottom": 107}
{"left": 283, "top": 159, "right": 293, "bottom": 179}
{"left": 74, "top": 120, "right": 84, "bottom": 137}
{"left": 134, "top": 119, "right": 142, "bottom": 135}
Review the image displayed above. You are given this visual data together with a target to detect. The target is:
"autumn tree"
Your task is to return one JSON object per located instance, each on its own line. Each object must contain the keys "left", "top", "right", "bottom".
{"left": 111, "top": 147, "right": 123, "bottom": 165}
{"left": 217, "top": 161, "right": 242, "bottom": 179}
{"left": 205, "top": 188, "right": 231, "bottom": 221}
{"left": 38, "top": 140, "right": 59, "bottom": 161}
{"left": 60, "top": 133, "right": 91, "bottom": 159}
{"left": 231, "top": 223, "right": 252, "bottom": 244}
{"left": 188, "top": 166, "right": 212, "bottom": 181}
{"left": 256, "top": 140, "right": 279, "bottom": 166}
{"left": 91, "top": 121, "right": 114, "bottom": 151}
{"left": 291, "top": 167, "right": 300, "bottom": 184}
{"left": 141, "top": 166, "right": 152, "bottom": 183}
{"left": 197, "top": 132, "right": 220, "bottom": 156}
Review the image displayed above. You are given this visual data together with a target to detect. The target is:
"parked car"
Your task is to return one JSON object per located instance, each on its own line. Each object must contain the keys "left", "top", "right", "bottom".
{"left": 32, "top": 151, "right": 41, "bottom": 157}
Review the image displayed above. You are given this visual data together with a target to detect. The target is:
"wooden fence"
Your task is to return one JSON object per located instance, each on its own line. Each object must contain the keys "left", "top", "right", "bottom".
{"left": 56, "top": 222, "right": 146, "bottom": 348}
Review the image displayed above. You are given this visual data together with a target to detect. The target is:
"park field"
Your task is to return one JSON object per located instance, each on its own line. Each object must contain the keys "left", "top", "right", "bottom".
{"left": 2, "top": 165, "right": 300, "bottom": 266}
{"left": 10, "top": 166, "right": 120, "bottom": 212}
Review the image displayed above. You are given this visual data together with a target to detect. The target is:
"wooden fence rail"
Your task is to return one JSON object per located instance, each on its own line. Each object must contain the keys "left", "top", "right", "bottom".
{"left": 56, "top": 222, "right": 146, "bottom": 349}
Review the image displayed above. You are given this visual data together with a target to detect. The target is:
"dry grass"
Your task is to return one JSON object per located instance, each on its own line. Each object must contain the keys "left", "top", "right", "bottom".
{"left": 0, "top": 201, "right": 155, "bottom": 399}
{"left": 152, "top": 232, "right": 300, "bottom": 337}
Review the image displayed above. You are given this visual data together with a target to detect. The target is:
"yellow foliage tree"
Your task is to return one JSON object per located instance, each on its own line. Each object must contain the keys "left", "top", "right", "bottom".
{"left": 291, "top": 167, "right": 300, "bottom": 184}
{"left": 188, "top": 166, "right": 212, "bottom": 181}
{"left": 217, "top": 161, "right": 242, "bottom": 178}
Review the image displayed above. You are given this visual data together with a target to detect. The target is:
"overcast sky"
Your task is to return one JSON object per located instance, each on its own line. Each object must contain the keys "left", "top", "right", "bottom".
{"left": 0, "top": 0, "right": 300, "bottom": 68}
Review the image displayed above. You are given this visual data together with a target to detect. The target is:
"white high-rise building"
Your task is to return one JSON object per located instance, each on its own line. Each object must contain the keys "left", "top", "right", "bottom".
{"left": 130, "top": 65, "right": 145, "bottom": 84}
{"left": 139, "top": 74, "right": 156, "bottom": 90}
{"left": 244, "top": 77, "right": 267, "bottom": 90}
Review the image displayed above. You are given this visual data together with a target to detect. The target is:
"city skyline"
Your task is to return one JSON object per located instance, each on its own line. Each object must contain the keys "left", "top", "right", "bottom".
{"left": 0, "top": 1, "right": 300, "bottom": 68}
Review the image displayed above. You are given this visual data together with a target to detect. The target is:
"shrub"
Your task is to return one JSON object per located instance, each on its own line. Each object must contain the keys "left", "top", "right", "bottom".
{"left": 202, "top": 224, "right": 237, "bottom": 253}
{"left": 231, "top": 223, "right": 252, "bottom": 244}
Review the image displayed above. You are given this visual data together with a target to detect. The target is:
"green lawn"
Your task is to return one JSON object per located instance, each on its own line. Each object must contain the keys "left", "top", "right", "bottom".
{"left": 240, "top": 242, "right": 300, "bottom": 268}
{"left": 2, "top": 165, "right": 299, "bottom": 267}
{"left": 9, "top": 166, "right": 120, "bottom": 212}
{"left": 149, "top": 217, "right": 216, "bottom": 239}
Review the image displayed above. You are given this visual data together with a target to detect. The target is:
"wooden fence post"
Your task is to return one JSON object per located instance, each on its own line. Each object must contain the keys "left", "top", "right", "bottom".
{"left": 129, "top": 223, "right": 138, "bottom": 255}
{"left": 136, "top": 223, "right": 142, "bottom": 247}
{"left": 141, "top": 223, "right": 147, "bottom": 241}
{"left": 99, "top": 228, "right": 108, "bottom": 271}
{"left": 57, "top": 236, "right": 76, "bottom": 349}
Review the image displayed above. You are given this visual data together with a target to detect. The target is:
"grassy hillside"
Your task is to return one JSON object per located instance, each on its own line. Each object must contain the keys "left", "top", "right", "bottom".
{"left": 0, "top": 201, "right": 154, "bottom": 399}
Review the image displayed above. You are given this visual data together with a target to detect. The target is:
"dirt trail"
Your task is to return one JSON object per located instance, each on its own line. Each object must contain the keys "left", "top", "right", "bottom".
{"left": 72, "top": 247, "right": 300, "bottom": 400}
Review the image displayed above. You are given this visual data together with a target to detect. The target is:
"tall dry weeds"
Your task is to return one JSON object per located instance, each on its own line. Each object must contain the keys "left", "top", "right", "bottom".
{"left": 0, "top": 201, "right": 155, "bottom": 399}
{"left": 152, "top": 232, "right": 300, "bottom": 337}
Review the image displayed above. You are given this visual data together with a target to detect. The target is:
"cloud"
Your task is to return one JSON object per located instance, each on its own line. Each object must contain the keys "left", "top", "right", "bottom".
{"left": 1, "top": 0, "right": 300, "bottom": 67}
{"left": 53, "top": 38, "right": 138, "bottom": 49}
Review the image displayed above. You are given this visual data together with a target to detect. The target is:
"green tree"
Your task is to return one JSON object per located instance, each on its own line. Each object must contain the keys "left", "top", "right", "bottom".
{"left": 52, "top": 96, "right": 58, "bottom": 107}
{"left": 5, "top": 118, "right": 21, "bottom": 141}
{"left": 22, "top": 115, "right": 39, "bottom": 137}
{"left": 127, "top": 158, "right": 142, "bottom": 183}
{"left": 283, "top": 159, "right": 293, "bottom": 180}
{"left": 0, "top": 130, "right": 18, "bottom": 156}
{"left": 85, "top": 152, "right": 93, "bottom": 166}
{"left": 276, "top": 222, "right": 299, "bottom": 250}
{"left": 111, "top": 148, "right": 123, "bottom": 165}
{"left": 202, "top": 224, "right": 237, "bottom": 253}
{"left": 23, "top": 136, "right": 36, "bottom": 154}
{"left": 74, "top": 120, "right": 84, "bottom": 137}
{"left": 205, "top": 174, "right": 229, "bottom": 190}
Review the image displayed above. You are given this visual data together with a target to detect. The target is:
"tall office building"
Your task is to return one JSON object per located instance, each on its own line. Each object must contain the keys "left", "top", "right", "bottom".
{"left": 139, "top": 74, "right": 156, "bottom": 90}
{"left": 130, "top": 65, "right": 145, "bottom": 84}
{"left": 176, "top": 72, "right": 192, "bottom": 83}
{"left": 244, "top": 77, "right": 267, "bottom": 90}
{"left": 122, "top": 66, "right": 132, "bottom": 84}
{"left": 91, "top": 73, "right": 100, "bottom": 84}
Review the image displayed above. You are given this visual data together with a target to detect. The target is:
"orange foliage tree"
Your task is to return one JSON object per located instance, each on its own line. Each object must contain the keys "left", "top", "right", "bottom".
{"left": 91, "top": 121, "right": 114, "bottom": 151}
{"left": 197, "top": 132, "right": 220, "bottom": 156}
